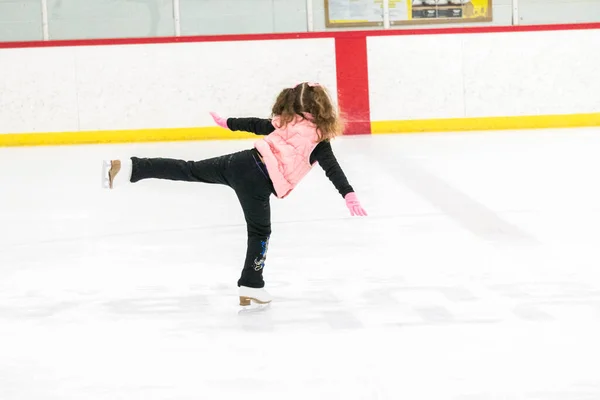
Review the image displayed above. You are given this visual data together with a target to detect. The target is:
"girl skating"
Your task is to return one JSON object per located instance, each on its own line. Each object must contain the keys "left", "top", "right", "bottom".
{"left": 102, "top": 82, "right": 367, "bottom": 306}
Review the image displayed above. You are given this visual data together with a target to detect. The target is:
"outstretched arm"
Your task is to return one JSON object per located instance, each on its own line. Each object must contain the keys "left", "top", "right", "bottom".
{"left": 312, "top": 141, "right": 354, "bottom": 197}
{"left": 312, "top": 141, "right": 367, "bottom": 216}
{"left": 210, "top": 112, "right": 275, "bottom": 136}
{"left": 227, "top": 117, "right": 275, "bottom": 136}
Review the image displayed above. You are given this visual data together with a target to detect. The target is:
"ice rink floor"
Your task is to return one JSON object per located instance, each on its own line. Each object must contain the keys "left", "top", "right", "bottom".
{"left": 1, "top": 128, "right": 600, "bottom": 399}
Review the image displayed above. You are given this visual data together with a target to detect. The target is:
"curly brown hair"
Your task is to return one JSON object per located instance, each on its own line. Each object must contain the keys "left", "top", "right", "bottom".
{"left": 271, "top": 82, "right": 343, "bottom": 141}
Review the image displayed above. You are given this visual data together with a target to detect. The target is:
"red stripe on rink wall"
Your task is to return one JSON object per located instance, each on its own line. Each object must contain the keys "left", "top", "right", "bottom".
{"left": 2, "top": 23, "right": 600, "bottom": 49}
{"left": 335, "top": 37, "right": 371, "bottom": 135}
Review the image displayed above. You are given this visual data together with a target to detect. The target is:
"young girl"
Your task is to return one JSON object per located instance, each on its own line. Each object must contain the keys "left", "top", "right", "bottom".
{"left": 102, "top": 82, "right": 367, "bottom": 306}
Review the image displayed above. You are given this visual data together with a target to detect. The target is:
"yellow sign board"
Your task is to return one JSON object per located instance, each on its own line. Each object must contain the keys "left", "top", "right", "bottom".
{"left": 326, "top": 0, "right": 492, "bottom": 27}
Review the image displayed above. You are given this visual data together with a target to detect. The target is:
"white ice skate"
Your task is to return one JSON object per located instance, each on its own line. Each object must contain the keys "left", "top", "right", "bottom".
{"left": 239, "top": 286, "right": 272, "bottom": 306}
{"left": 449, "top": 0, "right": 470, "bottom": 4}
{"left": 413, "top": 0, "right": 424, "bottom": 5}
{"left": 102, "top": 160, "right": 121, "bottom": 189}
{"left": 437, "top": 0, "right": 449, "bottom": 5}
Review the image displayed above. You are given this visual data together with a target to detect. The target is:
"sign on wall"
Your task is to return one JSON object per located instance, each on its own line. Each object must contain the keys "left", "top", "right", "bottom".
{"left": 325, "top": 0, "right": 492, "bottom": 27}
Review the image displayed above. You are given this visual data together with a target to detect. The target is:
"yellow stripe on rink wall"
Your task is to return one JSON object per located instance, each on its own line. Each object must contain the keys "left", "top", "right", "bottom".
{"left": 2, "top": 112, "right": 600, "bottom": 147}
{"left": 371, "top": 113, "right": 600, "bottom": 134}
{"left": 0, "top": 127, "right": 255, "bottom": 147}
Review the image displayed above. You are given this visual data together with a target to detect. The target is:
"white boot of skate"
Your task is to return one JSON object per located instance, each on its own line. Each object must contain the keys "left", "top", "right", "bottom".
{"left": 102, "top": 158, "right": 132, "bottom": 189}
{"left": 239, "top": 286, "right": 272, "bottom": 306}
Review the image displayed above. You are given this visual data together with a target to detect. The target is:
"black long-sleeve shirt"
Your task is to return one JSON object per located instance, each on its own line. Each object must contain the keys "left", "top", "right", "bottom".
{"left": 226, "top": 117, "right": 354, "bottom": 198}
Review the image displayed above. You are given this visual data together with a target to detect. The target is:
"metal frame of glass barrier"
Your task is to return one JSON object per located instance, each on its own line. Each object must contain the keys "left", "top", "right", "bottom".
{"left": 6, "top": 0, "right": 518, "bottom": 42}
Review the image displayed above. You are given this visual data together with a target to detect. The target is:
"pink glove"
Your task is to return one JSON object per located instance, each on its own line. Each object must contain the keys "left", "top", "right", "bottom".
{"left": 210, "top": 112, "right": 228, "bottom": 129}
{"left": 344, "top": 192, "right": 367, "bottom": 216}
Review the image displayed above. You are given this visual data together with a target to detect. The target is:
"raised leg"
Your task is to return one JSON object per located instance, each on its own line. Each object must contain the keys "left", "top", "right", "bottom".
{"left": 130, "top": 156, "right": 230, "bottom": 185}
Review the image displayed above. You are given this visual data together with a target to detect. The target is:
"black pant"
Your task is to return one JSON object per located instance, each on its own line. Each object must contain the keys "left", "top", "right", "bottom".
{"left": 130, "top": 149, "right": 274, "bottom": 288}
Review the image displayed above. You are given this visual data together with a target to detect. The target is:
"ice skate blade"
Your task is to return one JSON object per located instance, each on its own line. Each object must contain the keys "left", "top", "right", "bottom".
{"left": 239, "top": 296, "right": 271, "bottom": 306}
{"left": 101, "top": 160, "right": 111, "bottom": 189}
{"left": 238, "top": 301, "right": 271, "bottom": 315}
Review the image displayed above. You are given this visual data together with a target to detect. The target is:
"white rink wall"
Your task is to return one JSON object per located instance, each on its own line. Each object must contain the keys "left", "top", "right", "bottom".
{"left": 1, "top": 26, "right": 600, "bottom": 136}
{"left": 0, "top": 38, "right": 337, "bottom": 134}
{"left": 368, "top": 28, "right": 600, "bottom": 121}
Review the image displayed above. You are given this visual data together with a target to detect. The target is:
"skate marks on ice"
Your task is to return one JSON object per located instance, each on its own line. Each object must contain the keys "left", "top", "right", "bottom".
{"left": 338, "top": 279, "right": 600, "bottom": 329}
{"left": 3, "top": 278, "right": 597, "bottom": 334}
{"left": 130, "top": 279, "right": 600, "bottom": 333}
{"left": 374, "top": 144, "right": 539, "bottom": 245}
{"left": 454, "top": 381, "right": 600, "bottom": 400}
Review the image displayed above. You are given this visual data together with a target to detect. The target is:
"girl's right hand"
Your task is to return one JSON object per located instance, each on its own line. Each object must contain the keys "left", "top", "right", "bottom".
{"left": 210, "top": 112, "right": 229, "bottom": 129}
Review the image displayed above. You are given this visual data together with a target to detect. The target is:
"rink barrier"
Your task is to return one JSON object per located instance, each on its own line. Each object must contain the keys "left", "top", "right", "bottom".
{"left": 2, "top": 22, "right": 600, "bottom": 146}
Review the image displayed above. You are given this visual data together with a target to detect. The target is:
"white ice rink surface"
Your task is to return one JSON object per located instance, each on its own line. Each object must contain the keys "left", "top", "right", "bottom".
{"left": 1, "top": 128, "right": 600, "bottom": 400}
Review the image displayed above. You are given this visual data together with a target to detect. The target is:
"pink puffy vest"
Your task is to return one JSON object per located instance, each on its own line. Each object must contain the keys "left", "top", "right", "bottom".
{"left": 254, "top": 114, "right": 320, "bottom": 199}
